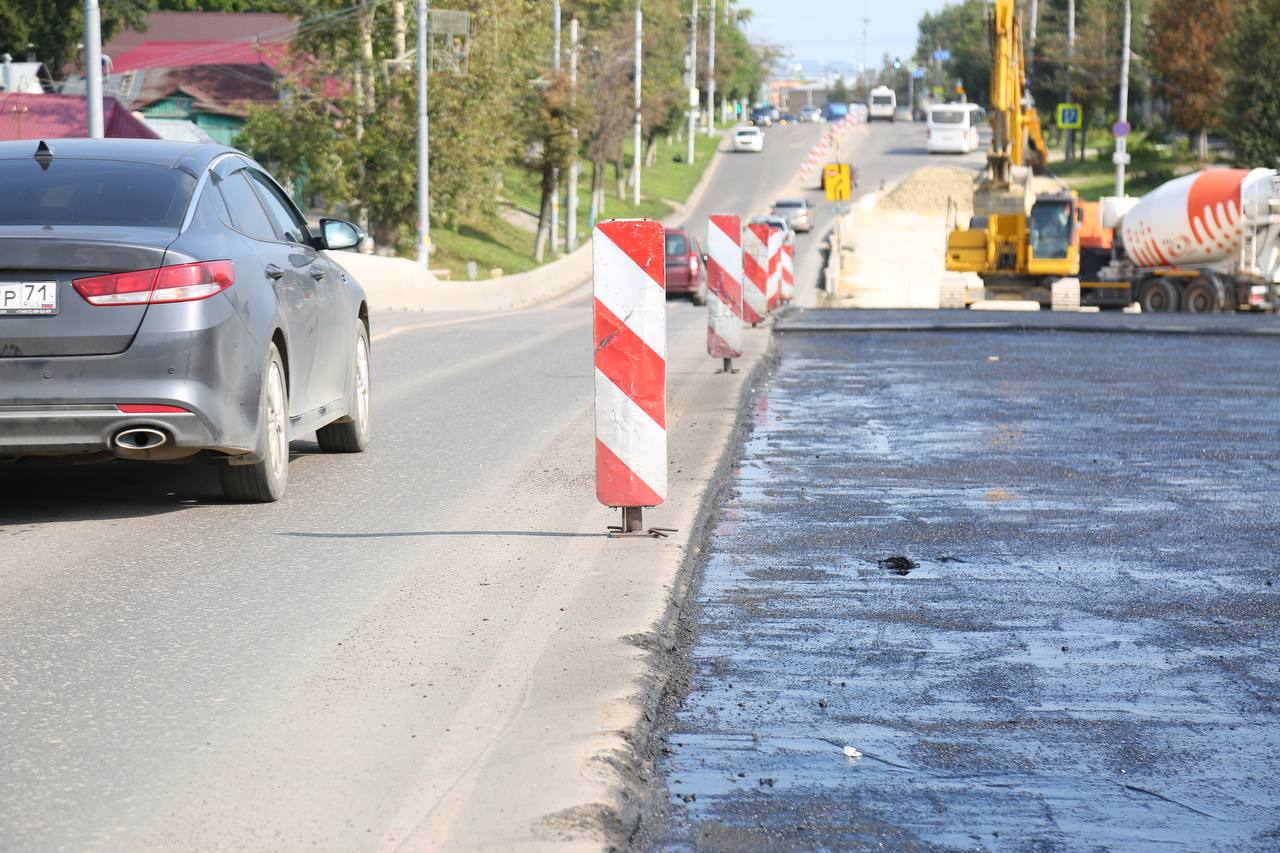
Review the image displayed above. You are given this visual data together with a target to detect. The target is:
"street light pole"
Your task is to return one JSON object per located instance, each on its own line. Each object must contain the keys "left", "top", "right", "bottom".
{"left": 567, "top": 16, "right": 580, "bottom": 253}
{"left": 686, "top": 0, "right": 697, "bottom": 165}
{"left": 633, "top": 0, "right": 642, "bottom": 205}
{"left": 1065, "top": 0, "right": 1075, "bottom": 162}
{"left": 1028, "top": 0, "right": 1039, "bottom": 61}
{"left": 706, "top": 0, "right": 716, "bottom": 136}
{"left": 1114, "top": 0, "right": 1131, "bottom": 196}
{"left": 84, "top": 0, "right": 104, "bottom": 138}
{"left": 416, "top": 0, "right": 430, "bottom": 265}
{"left": 551, "top": 0, "right": 561, "bottom": 255}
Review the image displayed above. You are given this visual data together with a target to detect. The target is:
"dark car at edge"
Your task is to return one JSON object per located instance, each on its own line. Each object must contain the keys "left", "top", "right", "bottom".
{"left": 0, "top": 139, "right": 371, "bottom": 502}
{"left": 664, "top": 227, "right": 707, "bottom": 305}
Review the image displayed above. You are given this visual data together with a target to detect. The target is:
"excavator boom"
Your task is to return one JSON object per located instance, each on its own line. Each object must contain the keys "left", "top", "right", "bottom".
{"left": 945, "top": 0, "right": 1080, "bottom": 301}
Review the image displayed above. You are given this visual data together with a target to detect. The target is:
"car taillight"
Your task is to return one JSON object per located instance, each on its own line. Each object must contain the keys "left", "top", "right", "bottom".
{"left": 73, "top": 260, "right": 234, "bottom": 307}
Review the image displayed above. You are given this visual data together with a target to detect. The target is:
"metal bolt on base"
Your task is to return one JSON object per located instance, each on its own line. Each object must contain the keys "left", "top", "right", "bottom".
{"left": 607, "top": 506, "right": 678, "bottom": 539}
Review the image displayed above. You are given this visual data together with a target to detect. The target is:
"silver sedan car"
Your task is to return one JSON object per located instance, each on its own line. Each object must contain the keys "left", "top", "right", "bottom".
{"left": 770, "top": 198, "right": 814, "bottom": 232}
{"left": 0, "top": 139, "right": 371, "bottom": 502}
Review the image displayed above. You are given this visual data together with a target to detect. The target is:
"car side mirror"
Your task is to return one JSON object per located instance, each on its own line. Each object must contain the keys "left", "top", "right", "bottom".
{"left": 319, "top": 218, "right": 365, "bottom": 251}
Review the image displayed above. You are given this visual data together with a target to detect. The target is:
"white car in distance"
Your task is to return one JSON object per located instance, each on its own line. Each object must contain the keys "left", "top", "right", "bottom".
{"left": 732, "top": 127, "right": 765, "bottom": 153}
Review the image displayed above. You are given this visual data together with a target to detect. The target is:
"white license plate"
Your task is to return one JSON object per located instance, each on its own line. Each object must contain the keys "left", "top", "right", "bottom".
{"left": 0, "top": 281, "right": 58, "bottom": 315}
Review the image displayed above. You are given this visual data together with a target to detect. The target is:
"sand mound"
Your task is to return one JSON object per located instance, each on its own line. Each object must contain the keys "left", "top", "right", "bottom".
{"left": 877, "top": 167, "right": 978, "bottom": 216}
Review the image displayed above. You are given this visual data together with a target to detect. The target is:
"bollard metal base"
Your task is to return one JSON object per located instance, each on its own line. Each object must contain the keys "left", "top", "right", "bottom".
{"left": 715, "top": 357, "right": 740, "bottom": 375}
{"left": 607, "top": 506, "right": 678, "bottom": 539}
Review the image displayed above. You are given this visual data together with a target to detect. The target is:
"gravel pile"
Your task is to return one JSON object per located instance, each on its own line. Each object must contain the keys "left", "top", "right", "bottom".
{"left": 877, "top": 166, "right": 978, "bottom": 216}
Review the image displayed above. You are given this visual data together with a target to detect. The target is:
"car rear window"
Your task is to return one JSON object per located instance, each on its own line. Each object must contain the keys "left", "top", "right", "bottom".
{"left": 931, "top": 110, "right": 966, "bottom": 125}
{"left": 665, "top": 233, "right": 688, "bottom": 256}
{"left": 872, "top": 95, "right": 893, "bottom": 106}
{"left": 0, "top": 158, "right": 195, "bottom": 227}
{"left": 736, "top": 129, "right": 757, "bottom": 137}
{"left": 774, "top": 200, "right": 803, "bottom": 209}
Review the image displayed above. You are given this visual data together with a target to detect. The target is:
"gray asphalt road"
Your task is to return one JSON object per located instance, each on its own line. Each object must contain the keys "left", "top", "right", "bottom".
{"left": 0, "top": 121, "right": 921, "bottom": 849}
{"left": 653, "top": 312, "right": 1280, "bottom": 851}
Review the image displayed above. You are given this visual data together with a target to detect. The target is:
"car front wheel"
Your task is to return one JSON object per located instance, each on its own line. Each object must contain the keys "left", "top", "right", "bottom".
{"left": 220, "top": 343, "right": 289, "bottom": 503}
{"left": 317, "top": 322, "right": 371, "bottom": 453}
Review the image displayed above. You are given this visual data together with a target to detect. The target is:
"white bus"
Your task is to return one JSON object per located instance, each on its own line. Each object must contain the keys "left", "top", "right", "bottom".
{"left": 868, "top": 86, "right": 897, "bottom": 122}
{"left": 926, "top": 103, "right": 985, "bottom": 153}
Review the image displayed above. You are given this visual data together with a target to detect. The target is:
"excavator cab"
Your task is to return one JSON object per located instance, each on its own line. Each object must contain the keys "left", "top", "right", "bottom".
{"left": 1028, "top": 196, "right": 1073, "bottom": 261}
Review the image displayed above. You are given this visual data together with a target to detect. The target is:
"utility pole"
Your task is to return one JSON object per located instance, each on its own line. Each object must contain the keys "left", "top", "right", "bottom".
{"left": 567, "top": 16, "right": 580, "bottom": 253}
{"left": 686, "top": 0, "right": 698, "bottom": 165}
{"left": 1028, "top": 0, "right": 1039, "bottom": 61}
{"left": 633, "top": 0, "right": 642, "bottom": 206}
{"left": 1114, "top": 0, "right": 1131, "bottom": 196}
{"left": 416, "top": 0, "right": 430, "bottom": 264}
{"left": 84, "top": 0, "right": 104, "bottom": 138}
{"left": 1065, "top": 0, "right": 1075, "bottom": 162}
{"left": 551, "top": 0, "right": 561, "bottom": 255}
{"left": 706, "top": 0, "right": 716, "bottom": 136}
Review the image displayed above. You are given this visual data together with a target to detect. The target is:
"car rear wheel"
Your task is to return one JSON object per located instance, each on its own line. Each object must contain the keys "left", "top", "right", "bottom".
{"left": 220, "top": 344, "right": 289, "bottom": 503}
{"left": 317, "top": 323, "right": 371, "bottom": 453}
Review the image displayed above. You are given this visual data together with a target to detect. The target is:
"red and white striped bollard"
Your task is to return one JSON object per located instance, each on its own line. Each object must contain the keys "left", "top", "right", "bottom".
{"left": 743, "top": 222, "right": 770, "bottom": 326}
{"left": 706, "top": 214, "right": 744, "bottom": 373}
{"left": 592, "top": 220, "right": 669, "bottom": 536}
{"left": 766, "top": 225, "right": 782, "bottom": 312}
{"left": 780, "top": 231, "right": 795, "bottom": 303}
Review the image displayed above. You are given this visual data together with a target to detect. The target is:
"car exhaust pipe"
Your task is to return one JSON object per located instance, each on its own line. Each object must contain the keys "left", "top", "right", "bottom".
{"left": 115, "top": 427, "right": 169, "bottom": 452}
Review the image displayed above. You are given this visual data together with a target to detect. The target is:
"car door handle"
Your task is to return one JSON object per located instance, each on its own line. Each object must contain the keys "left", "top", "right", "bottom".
{"left": 265, "top": 264, "right": 285, "bottom": 280}
{"left": 309, "top": 266, "right": 326, "bottom": 280}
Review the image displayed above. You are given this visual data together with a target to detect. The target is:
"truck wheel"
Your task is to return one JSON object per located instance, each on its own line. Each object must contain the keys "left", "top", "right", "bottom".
{"left": 1182, "top": 277, "right": 1223, "bottom": 313}
{"left": 1137, "top": 278, "right": 1179, "bottom": 313}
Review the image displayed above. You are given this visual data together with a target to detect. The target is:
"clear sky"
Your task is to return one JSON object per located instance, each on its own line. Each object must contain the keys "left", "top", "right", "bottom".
{"left": 737, "top": 0, "right": 954, "bottom": 74}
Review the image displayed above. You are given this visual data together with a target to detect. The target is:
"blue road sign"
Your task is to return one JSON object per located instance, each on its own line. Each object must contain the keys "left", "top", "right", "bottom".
{"left": 1112, "top": 120, "right": 1131, "bottom": 138}
{"left": 912, "top": 68, "right": 926, "bottom": 79}
{"left": 933, "top": 49, "right": 951, "bottom": 63}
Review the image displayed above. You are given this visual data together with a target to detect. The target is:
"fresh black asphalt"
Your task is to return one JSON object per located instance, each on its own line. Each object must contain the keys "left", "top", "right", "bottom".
{"left": 654, "top": 311, "right": 1280, "bottom": 851}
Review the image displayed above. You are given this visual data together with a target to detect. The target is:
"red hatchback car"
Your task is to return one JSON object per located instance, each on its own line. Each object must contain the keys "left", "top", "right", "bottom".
{"left": 664, "top": 227, "right": 707, "bottom": 304}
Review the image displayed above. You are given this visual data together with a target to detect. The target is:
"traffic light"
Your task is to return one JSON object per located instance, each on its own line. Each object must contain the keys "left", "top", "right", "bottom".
{"left": 892, "top": 57, "right": 901, "bottom": 70}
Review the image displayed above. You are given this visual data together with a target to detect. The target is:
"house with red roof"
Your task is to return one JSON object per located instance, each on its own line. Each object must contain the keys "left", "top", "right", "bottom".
{"left": 59, "top": 11, "right": 307, "bottom": 146}
{"left": 0, "top": 93, "right": 158, "bottom": 141}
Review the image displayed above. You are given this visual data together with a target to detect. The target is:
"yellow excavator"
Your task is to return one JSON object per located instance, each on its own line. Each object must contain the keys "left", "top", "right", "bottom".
{"left": 945, "top": 0, "right": 1081, "bottom": 301}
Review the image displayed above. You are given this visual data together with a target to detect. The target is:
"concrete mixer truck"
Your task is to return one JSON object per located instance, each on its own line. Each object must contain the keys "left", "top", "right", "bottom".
{"left": 1082, "top": 168, "right": 1280, "bottom": 313}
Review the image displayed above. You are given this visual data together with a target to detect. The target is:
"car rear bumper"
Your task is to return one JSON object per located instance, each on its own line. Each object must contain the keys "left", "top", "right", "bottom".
{"left": 0, "top": 405, "right": 218, "bottom": 456}
{"left": 0, "top": 296, "right": 264, "bottom": 458}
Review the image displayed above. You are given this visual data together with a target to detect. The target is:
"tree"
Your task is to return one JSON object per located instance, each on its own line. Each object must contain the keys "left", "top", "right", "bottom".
{"left": 1149, "top": 0, "right": 1236, "bottom": 160}
{"left": 830, "top": 75, "right": 848, "bottom": 103}
{"left": 1222, "top": 0, "right": 1280, "bottom": 167}
{"left": 915, "top": 0, "right": 990, "bottom": 107}
{"left": 0, "top": 0, "right": 149, "bottom": 78}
